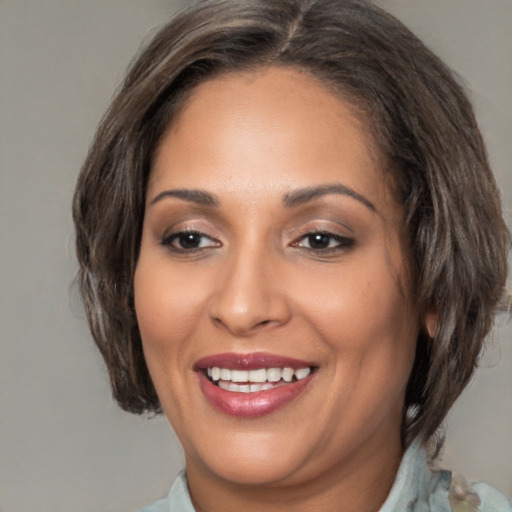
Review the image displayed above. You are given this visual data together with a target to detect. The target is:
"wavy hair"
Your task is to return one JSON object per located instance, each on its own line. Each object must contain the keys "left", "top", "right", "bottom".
{"left": 73, "top": 0, "right": 510, "bottom": 447}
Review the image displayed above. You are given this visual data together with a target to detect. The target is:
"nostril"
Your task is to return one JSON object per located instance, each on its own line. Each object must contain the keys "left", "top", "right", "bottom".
{"left": 211, "top": 315, "right": 282, "bottom": 336}
{"left": 212, "top": 317, "right": 225, "bottom": 327}
{"left": 209, "top": 291, "right": 292, "bottom": 335}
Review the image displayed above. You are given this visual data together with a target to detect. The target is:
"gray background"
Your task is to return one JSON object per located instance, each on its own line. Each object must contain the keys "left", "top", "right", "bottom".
{"left": 0, "top": 1, "right": 510, "bottom": 511}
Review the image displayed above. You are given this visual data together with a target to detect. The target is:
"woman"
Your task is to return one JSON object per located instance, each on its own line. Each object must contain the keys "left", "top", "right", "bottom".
{"left": 73, "top": 0, "right": 511, "bottom": 510}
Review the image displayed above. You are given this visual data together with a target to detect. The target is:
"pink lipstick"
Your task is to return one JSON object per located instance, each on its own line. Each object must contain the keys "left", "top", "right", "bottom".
{"left": 194, "top": 352, "right": 316, "bottom": 418}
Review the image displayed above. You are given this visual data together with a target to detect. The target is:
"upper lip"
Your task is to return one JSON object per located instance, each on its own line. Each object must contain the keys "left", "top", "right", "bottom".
{"left": 194, "top": 352, "right": 315, "bottom": 371}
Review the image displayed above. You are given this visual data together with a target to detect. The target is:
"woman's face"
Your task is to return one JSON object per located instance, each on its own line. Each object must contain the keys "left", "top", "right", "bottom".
{"left": 134, "top": 67, "right": 420, "bottom": 489}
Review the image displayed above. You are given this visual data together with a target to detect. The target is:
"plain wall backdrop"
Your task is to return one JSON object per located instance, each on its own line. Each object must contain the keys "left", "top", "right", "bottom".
{"left": 1, "top": 1, "right": 510, "bottom": 511}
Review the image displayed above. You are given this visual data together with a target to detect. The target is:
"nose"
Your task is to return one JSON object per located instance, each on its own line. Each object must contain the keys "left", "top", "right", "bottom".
{"left": 208, "top": 247, "right": 291, "bottom": 337}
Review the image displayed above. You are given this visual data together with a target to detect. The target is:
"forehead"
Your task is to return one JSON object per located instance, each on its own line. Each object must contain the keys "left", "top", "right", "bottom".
{"left": 150, "top": 66, "right": 394, "bottom": 211}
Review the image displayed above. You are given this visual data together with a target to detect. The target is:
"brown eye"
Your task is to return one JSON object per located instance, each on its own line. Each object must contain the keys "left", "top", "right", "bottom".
{"left": 162, "top": 231, "right": 220, "bottom": 251}
{"left": 306, "top": 233, "right": 333, "bottom": 249}
{"left": 295, "top": 232, "right": 355, "bottom": 251}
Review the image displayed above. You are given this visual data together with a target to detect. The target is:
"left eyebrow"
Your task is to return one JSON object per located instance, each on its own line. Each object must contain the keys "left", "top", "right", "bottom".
{"left": 283, "top": 183, "right": 376, "bottom": 212}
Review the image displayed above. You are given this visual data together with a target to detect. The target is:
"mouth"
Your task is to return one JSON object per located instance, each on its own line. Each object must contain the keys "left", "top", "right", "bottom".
{"left": 205, "top": 366, "right": 313, "bottom": 393}
{"left": 194, "top": 352, "right": 317, "bottom": 417}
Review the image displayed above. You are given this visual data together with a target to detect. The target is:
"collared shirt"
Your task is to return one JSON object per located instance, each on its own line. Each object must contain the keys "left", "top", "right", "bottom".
{"left": 140, "top": 440, "right": 512, "bottom": 511}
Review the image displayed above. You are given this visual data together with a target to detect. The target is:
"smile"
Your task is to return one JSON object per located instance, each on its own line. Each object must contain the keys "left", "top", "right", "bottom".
{"left": 195, "top": 353, "right": 317, "bottom": 417}
{"left": 206, "top": 367, "right": 312, "bottom": 393}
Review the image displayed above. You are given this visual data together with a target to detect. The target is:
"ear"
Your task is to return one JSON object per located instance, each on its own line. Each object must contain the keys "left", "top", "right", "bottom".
{"left": 425, "top": 311, "right": 439, "bottom": 338}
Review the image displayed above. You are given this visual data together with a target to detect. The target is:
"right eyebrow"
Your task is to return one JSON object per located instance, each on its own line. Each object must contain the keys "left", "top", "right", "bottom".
{"left": 149, "top": 189, "right": 219, "bottom": 207}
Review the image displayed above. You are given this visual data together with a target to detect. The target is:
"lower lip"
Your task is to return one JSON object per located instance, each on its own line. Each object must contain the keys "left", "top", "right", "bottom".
{"left": 197, "top": 371, "right": 314, "bottom": 418}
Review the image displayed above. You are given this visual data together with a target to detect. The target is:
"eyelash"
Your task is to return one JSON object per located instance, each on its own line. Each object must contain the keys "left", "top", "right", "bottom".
{"left": 292, "top": 232, "right": 355, "bottom": 253}
{"left": 161, "top": 230, "right": 220, "bottom": 252}
{"left": 161, "top": 230, "right": 355, "bottom": 254}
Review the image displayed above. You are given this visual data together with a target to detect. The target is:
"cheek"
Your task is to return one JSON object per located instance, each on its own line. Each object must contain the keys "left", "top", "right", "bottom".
{"left": 294, "top": 259, "right": 416, "bottom": 350}
{"left": 134, "top": 258, "right": 208, "bottom": 346}
{"left": 291, "top": 249, "right": 418, "bottom": 409}
{"left": 133, "top": 258, "right": 205, "bottom": 415}
{"left": 133, "top": 260, "right": 200, "bottom": 397}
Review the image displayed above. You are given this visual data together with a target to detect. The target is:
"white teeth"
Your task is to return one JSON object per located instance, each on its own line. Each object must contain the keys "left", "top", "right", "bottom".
{"left": 266, "top": 368, "right": 282, "bottom": 382}
{"left": 207, "top": 366, "right": 312, "bottom": 389}
{"left": 218, "top": 380, "right": 230, "bottom": 391}
{"left": 221, "top": 382, "right": 262, "bottom": 393}
{"left": 231, "top": 370, "right": 249, "bottom": 382}
{"left": 211, "top": 367, "right": 221, "bottom": 381}
{"left": 294, "top": 367, "right": 311, "bottom": 380}
{"left": 282, "top": 367, "right": 294, "bottom": 382}
{"left": 248, "top": 368, "right": 267, "bottom": 382}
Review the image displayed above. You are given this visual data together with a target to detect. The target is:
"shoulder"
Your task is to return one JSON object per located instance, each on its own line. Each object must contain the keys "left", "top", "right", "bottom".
{"left": 448, "top": 472, "right": 512, "bottom": 512}
{"left": 138, "top": 497, "right": 169, "bottom": 512}
{"left": 137, "top": 470, "right": 195, "bottom": 512}
{"left": 381, "top": 439, "right": 511, "bottom": 512}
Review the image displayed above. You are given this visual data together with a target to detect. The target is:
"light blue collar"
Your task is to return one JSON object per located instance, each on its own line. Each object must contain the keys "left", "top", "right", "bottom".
{"left": 141, "top": 438, "right": 510, "bottom": 511}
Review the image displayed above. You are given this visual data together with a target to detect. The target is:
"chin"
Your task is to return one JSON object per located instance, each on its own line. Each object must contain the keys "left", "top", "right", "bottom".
{"left": 185, "top": 428, "right": 313, "bottom": 486}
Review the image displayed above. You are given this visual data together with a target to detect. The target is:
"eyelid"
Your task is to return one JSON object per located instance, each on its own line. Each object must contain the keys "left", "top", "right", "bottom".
{"left": 292, "top": 231, "right": 355, "bottom": 251}
{"left": 287, "top": 217, "right": 357, "bottom": 254}
{"left": 162, "top": 229, "right": 218, "bottom": 244}
{"left": 160, "top": 226, "right": 222, "bottom": 255}
{"left": 157, "top": 215, "right": 221, "bottom": 239}
{"left": 287, "top": 217, "right": 354, "bottom": 238}
{"left": 148, "top": 206, "right": 227, "bottom": 238}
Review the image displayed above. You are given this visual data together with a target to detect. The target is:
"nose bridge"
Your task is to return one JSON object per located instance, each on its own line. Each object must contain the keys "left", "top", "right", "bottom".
{"left": 209, "top": 238, "right": 290, "bottom": 336}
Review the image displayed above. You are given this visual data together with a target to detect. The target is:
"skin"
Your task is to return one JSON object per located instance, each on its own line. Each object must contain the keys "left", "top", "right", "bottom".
{"left": 134, "top": 66, "right": 425, "bottom": 512}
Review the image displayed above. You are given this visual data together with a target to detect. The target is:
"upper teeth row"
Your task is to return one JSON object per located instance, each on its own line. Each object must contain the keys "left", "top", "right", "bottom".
{"left": 207, "top": 367, "right": 311, "bottom": 383}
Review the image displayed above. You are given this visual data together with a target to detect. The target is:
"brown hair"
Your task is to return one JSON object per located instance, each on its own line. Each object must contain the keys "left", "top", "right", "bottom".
{"left": 73, "top": 0, "right": 510, "bottom": 447}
